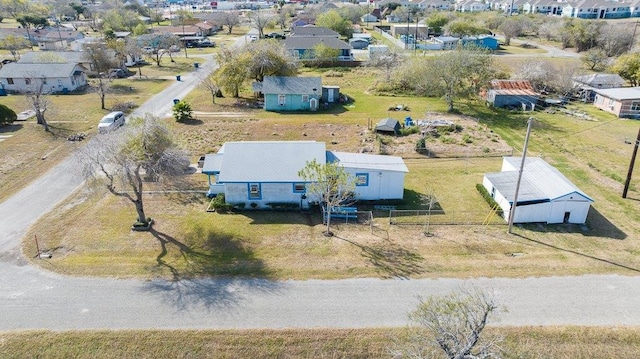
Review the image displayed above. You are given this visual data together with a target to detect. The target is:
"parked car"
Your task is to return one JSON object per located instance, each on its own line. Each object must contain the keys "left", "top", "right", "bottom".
{"left": 265, "top": 32, "right": 285, "bottom": 39}
{"left": 108, "top": 68, "right": 127, "bottom": 78}
{"left": 197, "top": 39, "right": 216, "bottom": 47}
{"left": 97, "top": 111, "right": 125, "bottom": 133}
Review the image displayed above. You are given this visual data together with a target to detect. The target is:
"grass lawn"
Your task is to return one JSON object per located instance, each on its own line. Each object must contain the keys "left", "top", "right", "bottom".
{"left": 22, "top": 63, "right": 640, "bottom": 280}
{"left": 2, "top": 326, "right": 640, "bottom": 358}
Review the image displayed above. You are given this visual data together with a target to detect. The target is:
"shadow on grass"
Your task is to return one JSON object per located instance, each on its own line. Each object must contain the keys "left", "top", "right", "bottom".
{"left": 520, "top": 207, "right": 626, "bottom": 240}
{"left": 178, "top": 118, "right": 204, "bottom": 126}
{"left": 242, "top": 210, "right": 323, "bottom": 226}
{"left": 511, "top": 232, "right": 640, "bottom": 274}
{"left": 336, "top": 235, "right": 426, "bottom": 279}
{"left": 142, "top": 228, "right": 279, "bottom": 310}
{"left": 0, "top": 123, "right": 23, "bottom": 133}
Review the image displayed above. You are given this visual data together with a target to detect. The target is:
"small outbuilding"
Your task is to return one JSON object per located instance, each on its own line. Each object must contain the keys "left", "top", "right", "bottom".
{"left": 482, "top": 157, "right": 594, "bottom": 224}
{"left": 461, "top": 35, "right": 499, "bottom": 50}
{"left": 484, "top": 80, "right": 540, "bottom": 110}
{"left": 375, "top": 118, "right": 401, "bottom": 134}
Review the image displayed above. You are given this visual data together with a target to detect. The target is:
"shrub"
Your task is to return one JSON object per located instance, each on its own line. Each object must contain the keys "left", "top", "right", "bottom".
{"left": 210, "top": 194, "right": 233, "bottom": 213}
{"left": 266, "top": 202, "right": 300, "bottom": 211}
{"left": 415, "top": 137, "right": 426, "bottom": 152}
{"left": 250, "top": 202, "right": 258, "bottom": 209}
{"left": 399, "top": 126, "right": 420, "bottom": 136}
{"left": 476, "top": 184, "right": 503, "bottom": 216}
{"left": 0, "top": 104, "right": 17, "bottom": 126}
{"left": 111, "top": 101, "right": 137, "bottom": 113}
{"left": 172, "top": 101, "right": 193, "bottom": 122}
{"left": 463, "top": 134, "right": 473, "bottom": 144}
{"left": 324, "top": 70, "right": 344, "bottom": 77}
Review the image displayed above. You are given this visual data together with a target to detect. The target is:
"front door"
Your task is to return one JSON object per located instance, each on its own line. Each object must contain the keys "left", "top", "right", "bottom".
{"left": 310, "top": 98, "right": 318, "bottom": 111}
{"left": 328, "top": 88, "right": 335, "bottom": 103}
{"left": 563, "top": 211, "right": 571, "bottom": 223}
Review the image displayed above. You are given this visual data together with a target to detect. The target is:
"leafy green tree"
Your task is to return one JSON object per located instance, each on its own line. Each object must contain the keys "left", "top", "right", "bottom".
{"left": 1, "top": 0, "right": 30, "bottom": 17}
{"left": 298, "top": 159, "right": 356, "bottom": 236}
{"left": 244, "top": 39, "right": 298, "bottom": 81}
{"left": 0, "top": 34, "right": 30, "bottom": 60}
{"left": 445, "top": 19, "right": 488, "bottom": 37}
{"left": 172, "top": 101, "right": 193, "bottom": 122}
{"left": 392, "top": 286, "right": 502, "bottom": 359}
{"left": 70, "top": 3, "right": 86, "bottom": 20}
{"left": 611, "top": 52, "right": 640, "bottom": 86}
{"left": 214, "top": 47, "right": 247, "bottom": 98}
{"left": 0, "top": 104, "right": 17, "bottom": 126}
{"left": 426, "top": 12, "right": 450, "bottom": 35}
{"left": 315, "top": 10, "right": 353, "bottom": 38}
{"left": 78, "top": 115, "right": 189, "bottom": 227}
{"left": 16, "top": 15, "right": 48, "bottom": 50}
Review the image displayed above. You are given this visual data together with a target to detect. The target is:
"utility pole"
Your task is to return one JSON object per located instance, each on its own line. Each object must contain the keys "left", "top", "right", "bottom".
{"left": 622, "top": 126, "right": 640, "bottom": 198}
{"left": 508, "top": 117, "right": 533, "bottom": 234}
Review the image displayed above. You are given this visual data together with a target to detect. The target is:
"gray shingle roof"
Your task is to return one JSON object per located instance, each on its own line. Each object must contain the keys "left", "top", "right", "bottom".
{"left": 216, "top": 141, "right": 327, "bottom": 183}
{"left": 376, "top": 118, "right": 399, "bottom": 132}
{"left": 285, "top": 36, "right": 352, "bottom": 50}
{"left": 0, "top": 62, "right": 84, "bottom": 78}
{"left": 261, "top": 76, "right": 322, "bottom": 95}
{"left": 573, "top": 73, "right": 625, "bottom": 88}
{"left": 290, "top": 26, "right": 339, "bottom": 37}
{"left": 485, "top": 157, "right": 593, "bottom": 204}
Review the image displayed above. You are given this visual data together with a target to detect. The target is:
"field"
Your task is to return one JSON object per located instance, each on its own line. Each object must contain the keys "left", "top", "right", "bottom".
{"left": 22, "top": 65, "right": 640, "bottom": 280}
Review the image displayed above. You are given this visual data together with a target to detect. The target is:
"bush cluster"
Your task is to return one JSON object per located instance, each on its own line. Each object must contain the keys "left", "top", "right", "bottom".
{"left": 209, "top": 194, "right": 233, "bottom": 213}
{"left": 475, "top": 184, "right": 503, "bottom": 216}
{"left": 266, "top": 202, "right": 300, "bottom": 211}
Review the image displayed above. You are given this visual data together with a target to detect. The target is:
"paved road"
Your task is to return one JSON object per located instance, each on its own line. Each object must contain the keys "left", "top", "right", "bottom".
{"left": 1, "top": 35, "right": 639, "bottom": 331}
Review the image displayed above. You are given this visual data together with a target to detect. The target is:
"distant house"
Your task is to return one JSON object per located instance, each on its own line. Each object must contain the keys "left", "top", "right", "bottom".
{"left": 290, "top": 18, "right": 314, "bottom": 28}
{"left": 522, "top": 0, "right": 563, "bottom": 15}
{"left": 375, "top": 118, "right": 401, "bottom": 134}
{"left": 254, "top": 76, "right": 323, "bottom": 111}
{"left": 202, "top": 141, "right": 408, "bottom": 208}
{"left": 484, "top": 80, "right": 540, "bottom": 109}
{"left": 562, "top": 0, "right": 631, "bottom": 19}
{"left": 290, "top": 26, "right": 340, "bottom": 38}
{"left": 361, "top": 13, "right": 379, "bottom": 23}
{"left": 285, "top": 36, "right": 353, "bottom": 60}
{"left": 456, "top": 0, "right": 489, "bottom": 12}
{"left": 0, "top": 62, "right": 87, "bottom": 94}
{"left": 593, "top": 87, "right": 640, "bottom": 118}
{"left": 461, "top": 35, "right": 499, "bottom": 50}
{"left": 573, "top": 73, "right": 626, "bottom": 101}
{"left": 483, "top": 157, "right": 594, "bottom": 224}
{"left": 432, "top": 36, "right": 460, "bottom": 50}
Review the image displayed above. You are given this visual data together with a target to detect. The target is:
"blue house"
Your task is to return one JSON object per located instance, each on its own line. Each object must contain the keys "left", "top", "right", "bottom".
{"left": 485, "top": 80, "right": 540, "bottom": 109}
{"left": 254, "top": 76, "right": 322, "bottom": 112}
{"left": 461, "top": 35, "right": 499, "bottom": 50}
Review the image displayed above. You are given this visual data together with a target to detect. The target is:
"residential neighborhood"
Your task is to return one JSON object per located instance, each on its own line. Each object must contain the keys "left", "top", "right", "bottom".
{"left": 2, "top": 0, "right": 640, "bottom": 356}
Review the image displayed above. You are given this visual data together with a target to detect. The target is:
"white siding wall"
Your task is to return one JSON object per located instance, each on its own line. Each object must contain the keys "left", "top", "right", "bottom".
{"left": 344, "top": 168, "right": 405, "bottom": 200}
{"left": 223, "top": 182, "right": 311, "bottom": 208}
{"left": 548, "top": 193, "right": 591, "bottom": 224}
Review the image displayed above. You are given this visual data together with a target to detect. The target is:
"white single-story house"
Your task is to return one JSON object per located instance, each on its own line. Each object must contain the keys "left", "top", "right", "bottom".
{"left": 0, "top": 62, "right": 87, "bottom": 94}
{"left": 202, "top": 141, "right": 408, "bottom": 209}
{"left": 483, "top": 157, "right": 593, "bottom": 224}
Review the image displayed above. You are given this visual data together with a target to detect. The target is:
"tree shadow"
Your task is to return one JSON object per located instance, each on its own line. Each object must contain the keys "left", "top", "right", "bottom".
{"left": 337, "top": 235, "right": 427, "bottom": 279}
{"left": 142, "top": 228, "right": 279, "bottom": 310}
{"left": 241, "top": 210, "right": 323, "bottom": 226}
{"left": 511, "top": 232, "right": 640, "bottom": 274}
{"left": 179, "top": 118, "right": 204, "bottom": 125}
{"left": 0, "top": 123, "right": 23, "bottom": 133}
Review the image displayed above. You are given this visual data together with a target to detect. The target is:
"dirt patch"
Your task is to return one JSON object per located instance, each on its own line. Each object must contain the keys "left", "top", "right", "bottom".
{"left": 175, "top": 111, "right": 512, "bottom": 159}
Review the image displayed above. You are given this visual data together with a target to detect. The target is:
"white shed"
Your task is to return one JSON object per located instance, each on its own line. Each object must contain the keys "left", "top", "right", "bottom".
{"left": 482, "top": 157, "right": 593, "bottom": 224}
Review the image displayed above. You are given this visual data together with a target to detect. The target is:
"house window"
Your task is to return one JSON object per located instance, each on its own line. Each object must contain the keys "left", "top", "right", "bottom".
{"left": 248, "top": 183, "right": 261, "bottom": 199}
{"left": 278, "top": 94, "right": 285, "bottom": 106}
{"left": 302, "top": 94, "right": 309, "bottom": 102}
{"left": 632, "top": 102, "right": 640, "bottom": 111}
{"left": 491, "top": 187, "right": 496, "bottom": 198}
{"left": 25, "top": 78, "right": 31, "bottom": 85}
{"left": 7, "top": 78, "right": 13, "bottom": 85}
{"left": 293, "top": 183, "right": 306, "bottom": 193}
{"left": 355, "top": 173, "right": 369, "bottom": 186}
{"left": 608, "top": 99, "right": 615, "bottom": 108}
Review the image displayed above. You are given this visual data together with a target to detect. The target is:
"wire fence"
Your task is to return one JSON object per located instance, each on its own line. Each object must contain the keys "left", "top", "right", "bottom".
{"left": 388, "top": 209, "right": 507, "bottom": 226}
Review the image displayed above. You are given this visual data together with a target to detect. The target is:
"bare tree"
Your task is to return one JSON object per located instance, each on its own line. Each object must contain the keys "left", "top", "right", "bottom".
{"left": 368, "top": 49, "right": 403, "bottom": 82}
{"left": 297, "top": 159, "right": 356, "bottom": 236}
{"left": 249, "top": 10, "right": 272, "bottom": 39}
{"left": 597, "top": 23, "right": 634, "bottom": 57}
{"left": 137, "top": 33, "right": 180, "bottom": 66}
{"left": 24, "top": 76, "right": 50, "bottom": 132}
{"left": 199, "top": 74, "right": 219, "bottom": 106}
{"left": 0, "top": 34, "right": 30, "bottom": 60}
{"left": 220, "top": 11, "right": 240, "bottom": 34}
{"left": 83, "top": 42, "right": 118, "bottom": 109}
{"left": 77, "top": 115, "right": 189, "bottom": 227}
{"left": 392, "top": 286, "right": 503, "bottom": 359}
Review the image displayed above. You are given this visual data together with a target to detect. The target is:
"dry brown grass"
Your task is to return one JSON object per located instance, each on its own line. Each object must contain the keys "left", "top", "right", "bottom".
{"left": 1, "top": 326, "right": 640, "bottom": 358}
